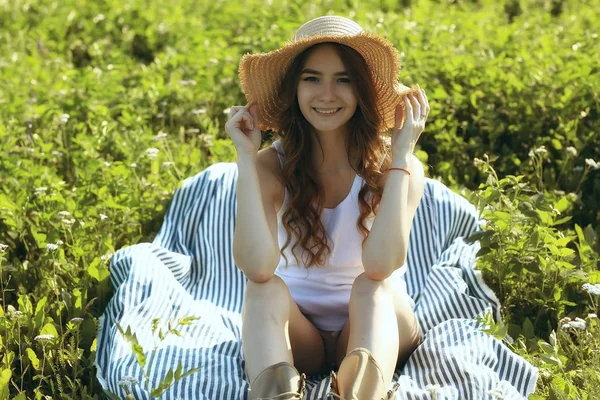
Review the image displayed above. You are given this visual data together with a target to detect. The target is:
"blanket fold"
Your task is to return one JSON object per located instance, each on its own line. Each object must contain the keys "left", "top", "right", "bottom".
{"left": 96, "top": 162, "right": 538, "bottom": 399}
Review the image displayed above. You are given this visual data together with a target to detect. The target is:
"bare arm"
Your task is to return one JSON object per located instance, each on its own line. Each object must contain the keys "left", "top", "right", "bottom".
{"left": 233, "top": 152, "right": 281, "bottom": 283}
{"left": 362, "top": 86, "right": 429, "bottom": 280}
{"left": 362, "top": 154, "right": 424, "bottom": 280}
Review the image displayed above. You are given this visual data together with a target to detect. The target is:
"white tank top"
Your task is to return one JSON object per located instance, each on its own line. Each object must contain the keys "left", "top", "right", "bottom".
{"left": 271, "top": 140, "right": 408, "bottom": 331}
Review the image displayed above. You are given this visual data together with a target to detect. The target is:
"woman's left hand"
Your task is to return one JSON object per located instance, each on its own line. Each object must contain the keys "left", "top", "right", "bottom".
{"left": 392, "top": 85, "right": 429, "bottom": 156}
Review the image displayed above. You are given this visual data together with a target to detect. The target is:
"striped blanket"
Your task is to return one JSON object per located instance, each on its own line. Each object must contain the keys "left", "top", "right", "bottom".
{"left": 96, "top": 162, "right": 539, "bottom": 399}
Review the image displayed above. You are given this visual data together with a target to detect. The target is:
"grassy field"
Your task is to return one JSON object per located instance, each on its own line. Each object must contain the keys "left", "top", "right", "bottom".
{"left": 0, "top": 0, "right": 599, "bottom": 398}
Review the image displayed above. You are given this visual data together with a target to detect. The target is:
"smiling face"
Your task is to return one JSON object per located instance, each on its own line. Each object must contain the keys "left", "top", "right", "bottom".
{"left": 296, "top": 44, "right": 359, "bottom": 137}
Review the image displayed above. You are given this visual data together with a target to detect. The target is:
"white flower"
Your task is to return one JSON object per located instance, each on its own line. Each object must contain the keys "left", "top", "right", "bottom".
{"left": 9, "top": 310, "right": 23, "bottom": 317}
{"left": 488, "top": 388, "right": 504, "bottom": 399}
{"left": 56, "top": 240, "right": 64, "bottom": 246}
{"left": 583, "top": 283, "right": 600, "bottom": 296}
{"left": 118, "top": 376, "right": 139, "bottom": 387}
{"left": 0, "top": 243, "right": 8, "bottom": 252}
{"left": 45, "top": 243, "right": 59, "bottom": 251}
{"left": 34, "top": 187, "right": 48, "bottom": 195}
{"left": 587, "top": 313, "right": 597, "bottom": 319}
{"left": 61, "top": 218, "right": 75, "bottom": 227}
{"left": 585, "top": 159, "right": 600, "bottom": 170}
{"left": 99, "top": 214, "right": 108, "bottom": 220}
{"left": 34, "top": 334, "right": 55, "bottom": 341}
{"left": 146, "top": 148, "right": 160, "bottom": 159}
{"left": 154, "top": 132, "right": 168, "bottom": 141}
{"left": 59, "top": 114, "right": 70, "bottom": 124}
{"left": 534, "top": 146, "right": 548, "bottom": 155}
{"left": 103, "top": 161, "right": 111, "bottom": 167}
{"left": 559, "top": 317, "right": 571, "bottom": 327}
{"left": 57, "top": 211, "right": 71, "bottom": 218}
{"left": 566, "top": 147, "right": 577, "bottom": 156}
{"left": 191, "top": 108, "right": 206, "bottom": 115}
{"left": 561, "top": 317, "right": 586, "bottom": 330}
{"left": 130, "top": 163, "right": 137, "bottom": 168}
{"left": 162, "top": 161, "right": 174, "bottom": 168}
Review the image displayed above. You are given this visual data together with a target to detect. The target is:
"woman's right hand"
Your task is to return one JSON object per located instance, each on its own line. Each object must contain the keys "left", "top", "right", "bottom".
{"left": 225, "top": 103, "right": 261, "bottom": 160}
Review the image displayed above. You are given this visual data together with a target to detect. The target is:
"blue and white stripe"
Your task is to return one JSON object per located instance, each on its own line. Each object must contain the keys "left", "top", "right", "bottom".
{"left": 96, "top": 162, "right": 538, "bottom": 399}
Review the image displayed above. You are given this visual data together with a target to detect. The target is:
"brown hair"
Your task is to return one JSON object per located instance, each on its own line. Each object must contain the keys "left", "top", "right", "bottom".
{"left": 275, "top": 42, "right": 393, "bottom": 268}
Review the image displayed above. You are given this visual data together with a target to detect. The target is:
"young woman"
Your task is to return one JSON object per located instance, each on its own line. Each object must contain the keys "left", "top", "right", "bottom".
{"left": 226, "top": 16, "right": 429, "bottom": 400}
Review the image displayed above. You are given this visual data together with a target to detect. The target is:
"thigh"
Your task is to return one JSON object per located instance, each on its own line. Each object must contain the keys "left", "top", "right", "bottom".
{"left": 282, "top": 277, "right": 327, "bottom": 375}
{"left": 334, "top": 278, "right": 420, "bottom": 369}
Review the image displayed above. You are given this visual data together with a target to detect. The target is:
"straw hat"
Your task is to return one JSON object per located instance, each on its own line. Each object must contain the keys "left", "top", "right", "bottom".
{"left": 238, "top": 15, "right": 418, "bottom": 132}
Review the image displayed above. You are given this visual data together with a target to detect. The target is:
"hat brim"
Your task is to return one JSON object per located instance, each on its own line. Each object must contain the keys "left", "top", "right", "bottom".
{"left": 239, "top": 32, "right": 417, "bottom": 131}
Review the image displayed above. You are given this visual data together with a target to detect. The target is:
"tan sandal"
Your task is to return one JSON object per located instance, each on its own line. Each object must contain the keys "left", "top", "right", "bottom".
{"left": 327, "top": 348, "right": 400, "bottom": 400}
{"left": 249, "top": 361, "right": 307, "bottom": 400}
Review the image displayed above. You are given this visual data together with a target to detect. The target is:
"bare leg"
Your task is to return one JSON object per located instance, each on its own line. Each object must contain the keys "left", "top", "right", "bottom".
{"left": 242, "top": 275, "right": 326, "bottom": 385}
{"left": 334, "top": 272, "right": 420, "bottom": 398}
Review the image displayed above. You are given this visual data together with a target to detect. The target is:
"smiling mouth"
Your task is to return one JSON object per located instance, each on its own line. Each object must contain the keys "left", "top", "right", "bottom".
{"left": 313, "top": 108, "right": 342, "bottom": 115}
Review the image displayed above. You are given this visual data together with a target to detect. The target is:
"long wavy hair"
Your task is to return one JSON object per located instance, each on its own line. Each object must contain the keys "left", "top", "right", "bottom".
{"left": 275, "top": 42, "right": 394, "bottom": 268}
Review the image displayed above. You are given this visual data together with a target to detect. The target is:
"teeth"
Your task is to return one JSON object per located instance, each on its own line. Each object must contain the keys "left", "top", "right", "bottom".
{"left": 315, "top": 108, "right": 340, "bottom": 114}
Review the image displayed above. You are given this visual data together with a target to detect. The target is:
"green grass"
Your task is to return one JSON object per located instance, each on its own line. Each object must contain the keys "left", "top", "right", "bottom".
{"left": 0, "top": 0, "right": 599, "bottom": 398}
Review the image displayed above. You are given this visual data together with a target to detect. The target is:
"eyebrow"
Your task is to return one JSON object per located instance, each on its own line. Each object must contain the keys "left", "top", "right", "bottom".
{"left": 301, "top": 68, "right": 348, "bottom": 76}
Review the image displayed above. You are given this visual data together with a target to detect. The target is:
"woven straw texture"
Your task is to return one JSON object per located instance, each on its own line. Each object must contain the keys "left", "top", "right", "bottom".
{"left": 239, "top": 16, "right": 418, "bottom": 131}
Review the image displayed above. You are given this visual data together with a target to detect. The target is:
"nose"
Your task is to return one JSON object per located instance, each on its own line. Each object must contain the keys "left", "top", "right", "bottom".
{"left": 319, "top": 81, "right": 337, "bottom": 102}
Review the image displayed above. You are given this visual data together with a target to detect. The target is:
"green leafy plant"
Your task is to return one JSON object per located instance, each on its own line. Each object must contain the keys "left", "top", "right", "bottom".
{"left": 105, "top": 316, "right": 202, "bottom": 399}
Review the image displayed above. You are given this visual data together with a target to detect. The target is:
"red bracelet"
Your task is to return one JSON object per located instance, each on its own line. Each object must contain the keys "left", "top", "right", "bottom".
{"left": 387, "top": 167, "right": 411, "bottom": 176}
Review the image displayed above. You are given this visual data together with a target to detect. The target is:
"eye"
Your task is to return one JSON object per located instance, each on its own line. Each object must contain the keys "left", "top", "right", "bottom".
{"left": 303, "top": 77, "right": 318, "bottom": 82}
{"left": 338, "top": 78, "right": 351, "bottom": 83}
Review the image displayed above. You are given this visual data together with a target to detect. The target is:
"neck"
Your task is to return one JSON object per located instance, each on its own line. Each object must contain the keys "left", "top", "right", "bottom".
{"left": 311, "top": 130, "right": 354, "bottom": 172}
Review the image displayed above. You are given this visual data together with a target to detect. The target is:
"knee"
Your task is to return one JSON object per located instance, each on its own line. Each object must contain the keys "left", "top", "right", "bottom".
{"left": 351, "top": 272, "right": 393, "bottom": 298}
{"left": 244, "top": 274, "right": 289, "bottom": 303}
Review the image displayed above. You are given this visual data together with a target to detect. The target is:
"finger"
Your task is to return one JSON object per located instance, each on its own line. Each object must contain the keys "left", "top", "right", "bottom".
{"left": 248, "top": 103, "right": 259, "bottom": 126}
{"left": 235, "top": 111, "right": 254, "bottom": 131}
{"left": 404, "top": 95, "right": 414, "bottom": 124}
{"left": 420, "top": 88, "right": 429, "bottom": 114}
{"left": 228, "top": 106, "right": 245, "bottom": 120}
{"left": 416, "top": 89, "right": 428, "bottom": 117}
{"left": 408, "top": 93, "right": 420, "bottom": 121}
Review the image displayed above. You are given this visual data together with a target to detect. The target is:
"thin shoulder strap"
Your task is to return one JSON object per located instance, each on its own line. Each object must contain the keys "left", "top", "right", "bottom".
{"left": 271, "top": 139, "right": 285, "bottom": 169}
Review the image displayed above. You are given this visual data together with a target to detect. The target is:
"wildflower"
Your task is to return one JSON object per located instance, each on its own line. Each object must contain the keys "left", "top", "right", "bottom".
{"left": 588, "top": 313, "right": 597, "bottom": 319}
{"left": 9, "top": 310, "right": 23, "bottom": 317}
{"left": 561, "top": 317, "right": 586, "bottom": 330}
{"left": 162, "top": 161, "right": 174, "bottom": 168}
{"left": 583, "top": 283, "right": 600, "bottom": 296}
{"left": 535, "top": 146, "right": 548, "bottom": 155}
{"left": 61, "top": 218, "right": 75, "bottom": 228}
{"left": 118, "top": 376, "right": 139, "bottom": 387}
{"left": 154, "top": 132, "right": 168, "bottom": 141}
{"left": 146, "top": 148, "right": 159, "bottom": 159}
{"left": 101, "top": 253, "right": 114, "bottom": 263}
{"left": 566, "top": 146, "right": 577, "bottom": 156}
{"left": 198, "top": 134, "right": 213, "bottom": 146}
{"left": 57, "top": 211, "right": 71, "bottom": 218}
{"left": 34, "top": 334, "right": 55, "bottom": 341}
{"left": 45, "top": 243, "right": 59, "bottom": 251}
{"left": 103, "top": 161, "right": 111, "bottom": 167}
{"left": 59, "top": 114, "right": 70, "bottom": 124}
{"left": 585, "top": 159, "right": 600, "bottom": 170}
{"left": 56, "top": 240, "right": 64, "bottom": 245}
{"left": 191, "top": 109, "right": 206, "bottom": 115}
{"left": 488, "top": 388, "right": 504, "bottom": 399}
{"left": 0, "top": 243, "right": 7, "bottom": 252}
{"left": 34, "top": 187, "right": 48, "bottom": 195}
{"left": 99, "top": 214, "right": 108, "bottom": 220}
{"left": 130, "top": 163, "right": 137, "bottom": 168}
